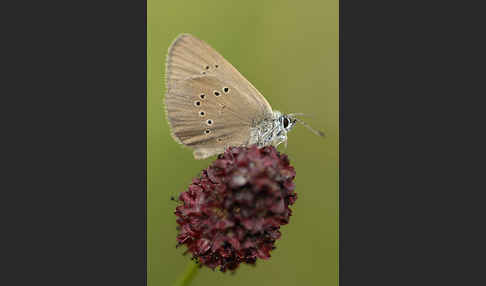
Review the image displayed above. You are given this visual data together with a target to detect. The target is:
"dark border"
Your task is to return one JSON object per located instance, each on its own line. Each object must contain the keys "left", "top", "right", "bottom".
{"left": 340, "top": 1, "right": 480, "bottom": 285}
{"left": 3, "top": 1, "right": 147, "bottom": 284}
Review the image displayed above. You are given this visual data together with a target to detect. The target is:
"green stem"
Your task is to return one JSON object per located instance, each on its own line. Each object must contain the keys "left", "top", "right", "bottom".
{"left": 173, "top": 261, "right": 199, "bottom": 286}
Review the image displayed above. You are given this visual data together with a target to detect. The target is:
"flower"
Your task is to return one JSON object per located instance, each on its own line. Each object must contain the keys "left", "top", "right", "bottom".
{"left": 175, "top": 145, "right": 297, "bottom": 272}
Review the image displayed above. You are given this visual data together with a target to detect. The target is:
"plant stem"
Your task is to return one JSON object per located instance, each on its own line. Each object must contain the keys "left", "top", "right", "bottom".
{"left": 173, "top": 262, "right": 199, "bottom": 286}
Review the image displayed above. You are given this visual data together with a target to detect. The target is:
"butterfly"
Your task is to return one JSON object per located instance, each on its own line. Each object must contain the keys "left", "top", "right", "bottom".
{"left": 164, "top": 34, "right": 323, "bottom": 159}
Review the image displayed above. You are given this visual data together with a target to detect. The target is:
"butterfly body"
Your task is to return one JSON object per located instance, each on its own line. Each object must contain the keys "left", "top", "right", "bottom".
{"left": 164, "top": 34, "right": 299, "bottom": 159}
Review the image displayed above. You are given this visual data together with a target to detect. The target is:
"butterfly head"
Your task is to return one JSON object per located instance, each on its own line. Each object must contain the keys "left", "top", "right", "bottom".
{"left": 255, "top": 111, "right": 324, "bottom": 149}
{"left": 269, "top": 112, "right": 297, "bottom": 147}
{"left": 281, "top": 113, "right": 298, "bottom": 134}
{"left": 274, "top": 112, "right": 326, "bottom": 147}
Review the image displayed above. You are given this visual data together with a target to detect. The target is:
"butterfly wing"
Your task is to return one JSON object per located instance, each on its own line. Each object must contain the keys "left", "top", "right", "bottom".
{"left": 165, "top": 34, "right": 274, "bottom": 159}
{"left": 165, "top": 75, "right": 271, "bottom": 159}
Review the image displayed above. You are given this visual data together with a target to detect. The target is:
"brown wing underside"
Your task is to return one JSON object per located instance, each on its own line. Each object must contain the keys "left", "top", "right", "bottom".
{"left": 164, "top": 34, "right": 274, "bottom": 159}
{"left": 165, "top": 75, "right": 267, "bottom": 159}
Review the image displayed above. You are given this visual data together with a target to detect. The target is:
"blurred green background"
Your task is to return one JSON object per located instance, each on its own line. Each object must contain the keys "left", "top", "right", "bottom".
{"left": 148, "top": 1, "right": 338, "bottom": 285}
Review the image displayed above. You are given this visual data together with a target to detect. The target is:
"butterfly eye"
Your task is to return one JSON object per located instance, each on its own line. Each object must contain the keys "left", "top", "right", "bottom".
{"left": 200, "top": 94, "right": 205, "bottom": 99}
{"left": 206, "top": 119, "right": 213, "bottom": 126}
{"left": 223, "top": 87, "right": 229, "bottom": 93}
{"left": 204, "top": 129, "right": 210, "bottom": 135}
{"left": 283, "top": 118, "right": 290, "bottom": 128}
{"left": 215, "top": 64, "right": 219, "bottom": 68}
{"left": 214, "top": 91, "right": 221, "bottom": 96}
{"left": 194, "top": 101, "right": 201, "bottom": 107}
{"left": 199, "top": 111, "right": 205, "bottom": 117}
{"left": 205, "top": 65, "right": 210, "bottom": 70}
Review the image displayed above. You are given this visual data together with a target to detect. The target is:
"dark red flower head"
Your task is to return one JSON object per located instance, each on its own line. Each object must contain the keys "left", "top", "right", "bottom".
{"left": 175, "top": 145, "right": 297, "bottom": 272}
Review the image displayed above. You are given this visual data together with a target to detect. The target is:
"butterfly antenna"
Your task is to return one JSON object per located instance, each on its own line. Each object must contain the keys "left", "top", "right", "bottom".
{"left": 289, "top": 113, "right": 316, "bottom": 119}
{"left": 295, "top": 118, "right": 326, "bottom": 138}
